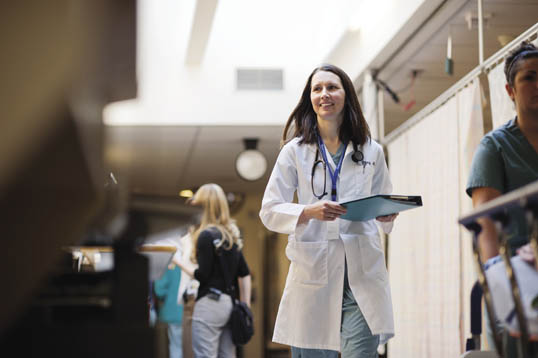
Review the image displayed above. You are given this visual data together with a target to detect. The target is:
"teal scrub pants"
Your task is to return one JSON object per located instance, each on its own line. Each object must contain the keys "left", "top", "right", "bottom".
{"left": 291, "top": 262, "right": 379, "bottom": 358}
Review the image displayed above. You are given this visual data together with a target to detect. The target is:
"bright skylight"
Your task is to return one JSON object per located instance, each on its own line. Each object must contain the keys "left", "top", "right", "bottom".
{"left": 104, "top": 0, "right": 358, "bottom": 126}
{"left": 103, "top": 0, "right": 425, "bottom": 126}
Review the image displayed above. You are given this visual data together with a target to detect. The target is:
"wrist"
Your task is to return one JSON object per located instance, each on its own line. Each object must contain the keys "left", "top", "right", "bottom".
{"left": 298, "top": 206, "right": 311, "bottom": 224}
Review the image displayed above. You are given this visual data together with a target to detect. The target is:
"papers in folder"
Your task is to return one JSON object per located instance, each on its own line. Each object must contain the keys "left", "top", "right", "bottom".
{"left": 339, "top": 194, "right": 422, "bottom": 221}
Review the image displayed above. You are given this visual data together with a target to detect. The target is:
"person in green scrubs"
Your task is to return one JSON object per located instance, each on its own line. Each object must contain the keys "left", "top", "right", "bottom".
{"left": 466, "top": 41, "right": 538, "bottom": 353}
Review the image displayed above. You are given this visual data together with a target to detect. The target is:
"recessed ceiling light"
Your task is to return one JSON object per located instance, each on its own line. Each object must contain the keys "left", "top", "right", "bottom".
{"left": 179, "top": 189, "right": 194, "bottom": 198}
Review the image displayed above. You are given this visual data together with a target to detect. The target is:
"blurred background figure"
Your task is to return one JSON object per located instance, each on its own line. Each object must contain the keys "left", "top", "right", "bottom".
{"left": 177, "top": 232, "right": 199, "bottom": 358}
{"left": 155, "top": 261, "right": 184, "bottom": 358}
{"left": 176, "top": 183, "right": 252, "bottom": 358}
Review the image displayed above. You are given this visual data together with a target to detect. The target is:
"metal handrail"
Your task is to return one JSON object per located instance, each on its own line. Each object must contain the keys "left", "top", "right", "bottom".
{"left": 459, "top": 181, "right": 538, "bottom": 228}
{"left": 459, "top": 180, "right": 538, "bottom": 357}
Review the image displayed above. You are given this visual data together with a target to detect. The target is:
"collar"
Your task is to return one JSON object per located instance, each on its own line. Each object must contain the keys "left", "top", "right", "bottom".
{"left": 306, "top": 139, "right": 355, "bottom": 156}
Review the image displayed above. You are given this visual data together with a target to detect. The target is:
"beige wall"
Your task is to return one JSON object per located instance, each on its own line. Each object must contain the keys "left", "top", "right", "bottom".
{"left": 234, "top": 192, "right": 290, "bottom": 357}
{"left": 233, "top": 192, "right": 266, "bottom": 357}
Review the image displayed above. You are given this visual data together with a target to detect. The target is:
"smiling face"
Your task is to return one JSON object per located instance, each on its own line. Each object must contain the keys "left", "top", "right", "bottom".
{"left": 310, "top": 70, "right": 346, "bottom": 123}
{"left": 506, "top": 57, "right": 538, "bottom": 117}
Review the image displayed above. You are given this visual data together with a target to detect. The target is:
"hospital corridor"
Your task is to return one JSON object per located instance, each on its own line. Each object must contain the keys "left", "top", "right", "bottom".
{"left": 1, "top": 0, "right": 538, "bottom": 357}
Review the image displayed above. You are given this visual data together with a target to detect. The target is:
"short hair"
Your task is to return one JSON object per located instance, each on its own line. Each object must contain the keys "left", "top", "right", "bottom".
{"left": 504, "top": 41, "right": 538, "bottom": 86}
{"left": 282, "top": 64, "right": 370, "bottom": 148}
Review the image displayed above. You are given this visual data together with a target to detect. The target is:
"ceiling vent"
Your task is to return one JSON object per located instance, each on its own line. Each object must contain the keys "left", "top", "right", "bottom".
{"left": 236, "top": 68, "right": 283, "bottom": 90}
{"left": 464, "top": 11, "right": 493, "bottom": 30}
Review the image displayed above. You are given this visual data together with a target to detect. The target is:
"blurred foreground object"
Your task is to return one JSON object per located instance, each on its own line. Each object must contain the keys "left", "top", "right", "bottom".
{"left": 0, "top": 0, "right": 139, "bottom": 354}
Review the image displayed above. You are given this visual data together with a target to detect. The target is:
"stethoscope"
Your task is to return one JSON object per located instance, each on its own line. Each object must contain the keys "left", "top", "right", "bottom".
{"left": 311, "top": 135, "right": 364, "bottom": 201}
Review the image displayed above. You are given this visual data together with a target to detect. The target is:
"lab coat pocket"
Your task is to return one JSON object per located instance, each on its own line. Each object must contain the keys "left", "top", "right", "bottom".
{"left": 285, "top": 240, "right": 328, "bottom": 286}
{"left": 359, "top": 235, "right": 387, "bottom": 281}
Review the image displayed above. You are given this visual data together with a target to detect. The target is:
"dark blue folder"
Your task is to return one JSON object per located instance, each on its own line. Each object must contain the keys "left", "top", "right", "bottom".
{"left": 339, "top": 195, "right": 422, "bottom": 221}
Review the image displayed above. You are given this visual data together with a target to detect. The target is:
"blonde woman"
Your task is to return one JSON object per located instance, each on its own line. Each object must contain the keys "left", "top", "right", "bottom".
{"left": 176, "top": 183, "right": 251, "bottom": 358}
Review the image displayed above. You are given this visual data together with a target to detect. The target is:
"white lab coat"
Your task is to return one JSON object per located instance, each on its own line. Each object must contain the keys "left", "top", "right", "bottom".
{"left": 259, "top": 137, "right": 395, "bottom": 351}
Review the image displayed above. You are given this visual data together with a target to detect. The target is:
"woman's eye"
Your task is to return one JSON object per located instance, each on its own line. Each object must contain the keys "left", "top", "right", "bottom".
{"left": 520, "top": 73, "right": 536, "bottom": 81}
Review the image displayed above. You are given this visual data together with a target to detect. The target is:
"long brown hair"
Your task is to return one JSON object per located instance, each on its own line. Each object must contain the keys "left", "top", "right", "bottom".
{"left": 189, "top": 183, "right": 242, "bottom": 263}
{"left": 282, "top": 64, "right": 370, "bottom": 147}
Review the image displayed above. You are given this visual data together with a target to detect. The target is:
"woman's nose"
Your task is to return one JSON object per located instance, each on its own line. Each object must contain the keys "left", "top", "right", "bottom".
{"left": 321, "top": 88, "right": 329, "bottom": 98}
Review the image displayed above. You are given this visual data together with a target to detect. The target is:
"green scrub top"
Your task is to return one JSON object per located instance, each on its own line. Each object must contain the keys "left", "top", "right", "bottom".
{"left": 466, "top": 118, "right": 538, "bottom": 248}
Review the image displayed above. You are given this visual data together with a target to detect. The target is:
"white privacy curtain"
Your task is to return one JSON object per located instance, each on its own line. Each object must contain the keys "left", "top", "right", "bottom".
{"left": 488, "top": 64, "right": 515, "bottom": 129}
{"left": 387, "top": 79, "right": 484, "bottom": 357}
{"left": 362, "top": 71, "right": 380, "bottom": 140}
{"left": 457, "top": 80, "right": 485, "bottom": 349}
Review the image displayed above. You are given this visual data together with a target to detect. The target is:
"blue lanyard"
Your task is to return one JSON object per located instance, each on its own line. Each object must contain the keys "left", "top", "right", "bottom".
{"left": 317, "top": 136, "right": 347, "bottom": 201}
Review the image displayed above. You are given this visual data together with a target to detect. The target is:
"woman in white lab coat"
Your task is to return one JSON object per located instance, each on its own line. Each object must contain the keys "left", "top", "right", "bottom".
{"left": 259, "top": 64, "right": 397, "bottom": 358}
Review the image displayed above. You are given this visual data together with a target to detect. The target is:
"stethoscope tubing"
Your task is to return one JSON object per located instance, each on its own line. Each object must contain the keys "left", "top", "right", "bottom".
{"left": 311, "top": 138, "right": 364, "bottom": 200}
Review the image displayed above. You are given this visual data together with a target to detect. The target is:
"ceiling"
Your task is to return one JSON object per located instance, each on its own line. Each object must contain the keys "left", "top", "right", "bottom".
{"left": 379, "top": 0, "right": 538, "bottom": 134}
{"left": 106, "top": 125, "right": 283, "bottom": 197}
{"left": 105, "top": 0, "right": 538, "bottom": 204}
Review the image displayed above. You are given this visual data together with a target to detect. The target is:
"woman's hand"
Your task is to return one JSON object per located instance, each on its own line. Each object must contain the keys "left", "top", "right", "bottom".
{"left": 517, "top": 243, "right": 536, "bottom": 266}
{"left": 376, "top": 213, "right": 398, "bottom": 222}
{"left": 299, "top": 200, "right": 347, "bottom": 223}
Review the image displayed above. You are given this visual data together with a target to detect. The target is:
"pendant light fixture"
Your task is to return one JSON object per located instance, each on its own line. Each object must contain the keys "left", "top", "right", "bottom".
{"left": 235, "top": 138, "right": 267, "bottom": 181}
